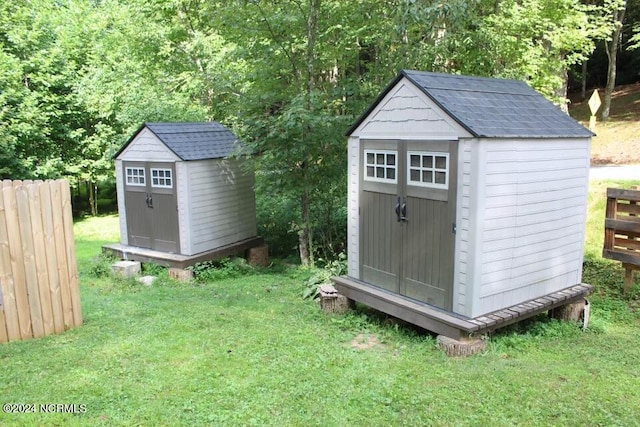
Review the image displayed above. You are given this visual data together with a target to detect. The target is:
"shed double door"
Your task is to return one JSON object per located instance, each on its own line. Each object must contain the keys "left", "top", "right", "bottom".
{"left": 360, "top": 140, "right": 457, "bottom": 310}
{"left": 123, "top": 161, "right": 180, "bottom": 253}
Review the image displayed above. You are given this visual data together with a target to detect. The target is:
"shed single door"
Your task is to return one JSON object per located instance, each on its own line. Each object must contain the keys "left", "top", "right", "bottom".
{"left": 359, "top": 140, "right": 457, "bottom": 309}
{"left": 123, "top": 162, "right": 180, "bottom": 253}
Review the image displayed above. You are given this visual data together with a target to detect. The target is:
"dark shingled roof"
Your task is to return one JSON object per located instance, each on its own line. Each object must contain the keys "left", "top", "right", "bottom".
{"left": 348, "top": 70, "right": 594, "bottom": 138}
{"left": 117, "top": 122, "right": 243, "bottom": 161}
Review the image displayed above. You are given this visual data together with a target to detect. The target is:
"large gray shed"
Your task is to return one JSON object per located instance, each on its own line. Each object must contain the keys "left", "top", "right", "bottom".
{"left": 105, "top": 122, "right": 261, "bottom": 267}
{"left": 333, "top": 70, "right": 594, "bottom": 338}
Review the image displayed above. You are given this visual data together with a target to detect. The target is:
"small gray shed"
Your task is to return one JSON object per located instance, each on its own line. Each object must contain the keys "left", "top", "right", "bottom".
{"left": 110, "top": 122, "right": 259, "bottom": 264}
{"left": 333, "top": 70, "right": 594, "bottom": 338}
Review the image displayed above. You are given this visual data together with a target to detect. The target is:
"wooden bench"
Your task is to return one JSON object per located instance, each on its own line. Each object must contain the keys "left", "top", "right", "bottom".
{"left": 603, "top": 187, "right": 640, "bottom": 293}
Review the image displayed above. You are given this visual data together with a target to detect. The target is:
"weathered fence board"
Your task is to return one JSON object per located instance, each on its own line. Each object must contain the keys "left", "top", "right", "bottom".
{"left": 603, "top": 187, "right": 640, "bottom": 293}
{"left": 0, "top": 180, "right": 81, "bottom": 343}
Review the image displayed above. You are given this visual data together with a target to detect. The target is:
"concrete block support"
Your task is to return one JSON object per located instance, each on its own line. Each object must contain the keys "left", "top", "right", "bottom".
{"left": 111, "top": 261, "right": 141, "bottom": 278}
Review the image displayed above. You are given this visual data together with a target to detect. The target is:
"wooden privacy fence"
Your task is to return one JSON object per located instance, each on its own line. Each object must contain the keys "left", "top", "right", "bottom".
{"left": 603, "top": 187, "right": 640, "bottom": 293}
{"left": 0, "top": 180, "right": 82, "bottom": 344}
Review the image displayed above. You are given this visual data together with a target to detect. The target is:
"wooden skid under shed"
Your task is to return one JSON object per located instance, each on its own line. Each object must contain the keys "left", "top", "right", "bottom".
{"left": 332, "top": 276, "right": 592, "bottom": 339}
{"left": 102, "top": 237, "right": 264, "bottom": 269}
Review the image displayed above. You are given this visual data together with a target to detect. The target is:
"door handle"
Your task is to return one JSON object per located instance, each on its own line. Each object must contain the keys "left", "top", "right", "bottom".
{"left": 145, "top": 194, "right": 154, "bottom": 208}
{"left": 395, "top": 197, "right": 408, "bottom": 222}
{"left": 400, "top": 198, "right": 408, "bottom": 222}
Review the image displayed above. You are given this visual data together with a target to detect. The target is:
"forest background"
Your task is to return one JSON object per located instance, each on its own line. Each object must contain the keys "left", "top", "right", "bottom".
{"left": 1, "top": 0, "right": 639, "bottom": 265}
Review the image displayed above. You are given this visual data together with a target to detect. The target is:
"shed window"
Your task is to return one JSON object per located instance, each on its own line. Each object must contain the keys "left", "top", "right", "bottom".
{"left": 364, "top": 150, "right": 397, "bottom": 183}
{"left": 151, "top": 168, "right": 173, "bottom": 188}
{"left": 407, "top": 152, "right": 448, "bottom": 189}
{"left": 126, "top": 167, "right": 146, "bottom": 186}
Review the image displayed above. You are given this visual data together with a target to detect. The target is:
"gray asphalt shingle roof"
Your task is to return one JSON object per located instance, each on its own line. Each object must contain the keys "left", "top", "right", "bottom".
{"left": 120, "top": 122, "right": 242, "bottom": 161}
{"left": 349, "top": 70, "right": 594, "bottom": 138}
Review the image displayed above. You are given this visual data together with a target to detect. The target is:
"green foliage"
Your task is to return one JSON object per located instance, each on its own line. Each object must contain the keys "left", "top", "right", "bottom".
{"left": 188, "top": 257, "right": 255, "bottom": 282}
{"left": 85, "top": 253, "right": 117, "bottom": 278}
{"left": 255, "top": 172, "right": 347, "bottom": 260}
{"left": 255, "top": 186, "right": 300, "bottom": 257}
{"left": 141, "top": 262, "right": 166, "bottom": 277}
{"left": 630, "top": 23, "right": 640, "bottom": 50}
{"left": 302, "top": 253, "right": 347, "bottom": 299}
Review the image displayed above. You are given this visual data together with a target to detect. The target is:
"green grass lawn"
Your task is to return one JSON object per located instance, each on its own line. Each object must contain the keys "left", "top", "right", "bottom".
{"left": 1, "top": 183, "right": 640, "bottom": 426}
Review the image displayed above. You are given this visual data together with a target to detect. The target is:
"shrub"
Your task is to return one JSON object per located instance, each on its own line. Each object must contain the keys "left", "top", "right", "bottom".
{"left": 188, "top": 257, "right": 255, "bottom": 282}
{"left": 302, "top": 252, "right": 347, "bottom": 299}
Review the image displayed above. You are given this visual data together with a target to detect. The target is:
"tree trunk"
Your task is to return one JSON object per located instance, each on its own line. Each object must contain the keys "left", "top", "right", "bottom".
{"left": 581, "top": 60, "right": 588, "bottom": 101}
{"left": 297, "top": 0, "right": 320, "bottom": 267}
{"left": 87, "top": 180, "right": 97, "bottom": 216}
{"left": 85, "top": 180, "right": 98, "bottom": 216}
{"left": 298, "top": 190, "right": 313, "bottom": 267}
{"left": 601, "top": 2, "right": 627, "bottom": 121}
{"left": 554, "top": 64, "right": 569, "bottom": 114}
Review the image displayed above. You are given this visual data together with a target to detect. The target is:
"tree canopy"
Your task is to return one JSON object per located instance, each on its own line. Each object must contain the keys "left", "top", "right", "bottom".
{"left": 1, "top": 0, "right": 637, "bottom": 262}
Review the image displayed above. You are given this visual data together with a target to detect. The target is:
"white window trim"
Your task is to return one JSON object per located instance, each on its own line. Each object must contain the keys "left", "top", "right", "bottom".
{"left": 125, "top": 167, "right": 146, "bottom": 186}
{"left": 407, "top": 151, "right": 449, "bottom": 190}
{"left": 363, "top": 149, "right": 398, "bottom": 184}
{"left": 150, "top": 168, "right": 173, "bottom": 188}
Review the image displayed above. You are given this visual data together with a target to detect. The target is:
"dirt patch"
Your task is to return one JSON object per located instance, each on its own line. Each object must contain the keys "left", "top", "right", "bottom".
{"left": 590, "top": 123, "right": 640, "bottom": 165}
{"left": 569, "top": 83, "right": 640, "bottom": 165}
{"left": 350, "top": 333, "right": 385, "bottom": 350}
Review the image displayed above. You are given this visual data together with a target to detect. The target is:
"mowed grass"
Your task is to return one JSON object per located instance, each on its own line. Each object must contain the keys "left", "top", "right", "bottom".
{"left": 1, "top": 185, "right": 640, "bottom": 426}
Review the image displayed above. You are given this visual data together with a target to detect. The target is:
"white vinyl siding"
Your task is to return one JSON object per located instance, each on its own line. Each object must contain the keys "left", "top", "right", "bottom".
{"left": 117, "top": 129, "right": 180, "bottom": 162}
{"left": 115, "top": 160, "right": 128, "bottom": 245}
{"left": 350, "top": 79, "right": 473, "bottom": 140}
{"left": 452, "top": 141, "right": 474, "bottom": 314}
{"left": 183, "top": 159, "right": 257, "bottom": 255}
{"left": 470, "top": 138, "right": 589, "bottom": 316}
{"left": 347, "top": 136, "right": 360, "bottom": 278}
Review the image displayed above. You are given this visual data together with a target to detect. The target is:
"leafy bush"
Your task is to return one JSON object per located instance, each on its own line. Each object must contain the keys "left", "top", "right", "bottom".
{"left": 302, "top": 252, "right": 347, "bottom": 299}
{"left": 254, "top": 173, "right": 347, "bottom": 261}
{"left": 188, "top": 257, "right": 255, "bottom": 282}
{"left": 85, "top": 252, "right": 118, "bottom": 278}
{"left": 255, "top": 189, "right": 300, "bottom": 258}
{"left": 142, "top": 262, "right": 166, "bottom": 276}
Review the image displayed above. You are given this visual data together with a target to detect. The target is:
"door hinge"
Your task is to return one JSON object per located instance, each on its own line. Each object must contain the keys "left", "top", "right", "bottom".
{"left": 452, "top": 223, "right": 457, "bottom": 234}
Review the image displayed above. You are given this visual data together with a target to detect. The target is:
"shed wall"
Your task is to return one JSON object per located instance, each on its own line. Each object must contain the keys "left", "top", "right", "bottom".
{"left": 460, "top": 138, "right": 590, "bottom": 317}
{"left": 183, "top": 158, "right": 257, "bottom": 255}
{"left": 116, "top": 129, "right": 180, "bottom": 162}
{"left": 452, "top": 140, "right": 474, "bottom": 315}
{"left": 347, "top": 136, "right": 360, "bottom": 278}
{"left": 115, "top": 159, "right": 127, "bottom": 245}
{"left": 350, "top": 78, "right": 472, "bottom": 140}
{"left": 176, "top": 161, "right": 190, "bottom": 254}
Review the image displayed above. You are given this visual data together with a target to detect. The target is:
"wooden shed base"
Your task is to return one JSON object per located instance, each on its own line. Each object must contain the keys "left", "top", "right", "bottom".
{"left": 102, "top": 237, "right": 264, "bottom": 269}
{"left": 332, "top": 276, "right": 592, "bottom": 339}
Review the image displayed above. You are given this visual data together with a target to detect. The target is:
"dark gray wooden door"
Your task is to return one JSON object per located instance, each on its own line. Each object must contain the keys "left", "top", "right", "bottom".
{"left": 360, "top": 140, "right": 457, "bottom": 310}
{"left": 123, "top": 162, "right": 180, "bottom": 253}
